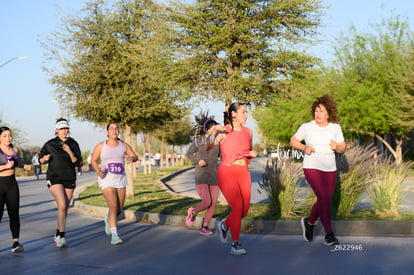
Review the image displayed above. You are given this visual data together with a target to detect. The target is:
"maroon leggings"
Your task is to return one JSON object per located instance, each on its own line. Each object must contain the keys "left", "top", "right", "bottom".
{"left": 304, "top": 169, "right": 337, "bottom": 233}
{"left": 217, "top": 164, "right": 251, "bottom": 241}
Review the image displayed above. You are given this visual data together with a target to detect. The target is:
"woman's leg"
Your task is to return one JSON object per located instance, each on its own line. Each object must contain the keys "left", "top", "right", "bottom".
{"left": 116, "top": 187, "right": 126, "bottom": 217}
{"left": 202, "top": 185, "right": 219, "bottom": 227}
{"left": 5, "top": 181, "right": 20, "bottom": 242}
{"left": 49, "top": 184, "right": 70, "bottom": 232}
{"left": 304, "top": 169, "right": 336, "bottom": 232}
{"left": 194, "top": 184, "right": 212, "bottom": 215}
{"left": 218, "top": 165, "right": 251, "bottom": 242}
{"left": 102, "top": 187, "right": 119, "bottom": 228}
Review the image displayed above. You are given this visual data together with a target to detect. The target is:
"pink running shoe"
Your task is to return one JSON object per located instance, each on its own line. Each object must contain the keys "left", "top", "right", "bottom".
{"left": 186, "top": 207, "right": 196, "bottom": 227}
{"left": 200, "top": 227, "right": 213, "bottom": 235}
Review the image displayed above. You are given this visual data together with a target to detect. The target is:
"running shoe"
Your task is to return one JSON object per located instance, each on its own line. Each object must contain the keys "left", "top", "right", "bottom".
{"left": 324, "top": 232, "right": 339, "bottom": 246}
{"left": 111, "top": 234, "right": 123, "bottom": 245}
{"left": 11, "top": 242, "right": 24, "bottom": 253}
{"left": 200, "top": 227, "right": 213, "bottom": 235}
{"left": 216, "top": 220, "right": 229, "bottom": 244}
{"left": 55, "top": 236, "right": 68, "bottom": 248}
{"left": 301, "top": 217, "right": 314, "bottom": 242}
{"left": 185, "top": 207, "right": 196, "bottom": 227}
{"left": 230, "top": 242, "right": 247, "bottom": 255}
{"left": 104, "top": 215, "right": 111, "bottom": 235}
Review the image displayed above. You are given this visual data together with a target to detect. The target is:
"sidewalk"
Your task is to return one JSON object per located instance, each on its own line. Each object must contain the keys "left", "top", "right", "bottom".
{"left": 152, "top": 157, "right": 414, "bottom": 236}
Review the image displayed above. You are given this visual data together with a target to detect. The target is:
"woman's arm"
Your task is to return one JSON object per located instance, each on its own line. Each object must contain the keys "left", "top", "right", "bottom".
{"left": 330, "top": 140, "right": 346, "bottom": 154}
{"left": 185, "top": 140, "right": 200, "bottom": 164}
{"left": 123, "top": 142, "right": 139, "bottom": 163}
{"left": 91, "top": 142, "right": 105, "bottom": 178}
{"left": 290, "top": 135, "right": 314, "bottom": 155}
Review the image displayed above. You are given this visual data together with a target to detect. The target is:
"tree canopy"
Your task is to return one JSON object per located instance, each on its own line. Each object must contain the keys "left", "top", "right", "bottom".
{"left": 168, "top": 0, "right": 325, "bottom": 108}
{"left": 254, "top": 13, "right": 414, "bottom": 163}
{"left": 42, "top": 0, "right": 190, "bottom": 133}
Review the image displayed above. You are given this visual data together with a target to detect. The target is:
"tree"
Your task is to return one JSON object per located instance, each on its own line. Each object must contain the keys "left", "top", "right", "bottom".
{"left": 331, "top": 14, "right": 414, "bottom": 164}
{"left": 0, "top": 113, "right": 26, "bottom": 146}
{"left": 168, "top": 0, "right": 324, "bottom": 108}
{"left": 253, "top": 68, "right": 327, "bottom": 147}
{"left": 253, "top": 14, "right": 414, "bottom": 164}
{"left": 42, "top": 0, "right": 190, "bottom": 195}
{"left": 154, "top": 115, "right": 192, "bottom": 167}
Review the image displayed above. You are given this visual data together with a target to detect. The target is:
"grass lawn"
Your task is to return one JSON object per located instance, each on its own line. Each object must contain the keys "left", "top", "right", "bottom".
{"left": 79, "top": 165, "right": 414, "bottom": 221}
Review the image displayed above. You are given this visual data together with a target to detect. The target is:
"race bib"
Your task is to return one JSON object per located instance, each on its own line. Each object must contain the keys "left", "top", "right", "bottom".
{"left": 107, "top": 163, "right": 124, "bottom": 174}
{"left": 5, "top": 155, "right": 19, "bottom": 163}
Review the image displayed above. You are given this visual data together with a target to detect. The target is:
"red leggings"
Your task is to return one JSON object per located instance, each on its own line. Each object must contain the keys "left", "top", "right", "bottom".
{"left": 217, "top": 164, "right": 251, "bottom": 241}
{"left": 304, "top": 169, "right": 337, "bottom": 233}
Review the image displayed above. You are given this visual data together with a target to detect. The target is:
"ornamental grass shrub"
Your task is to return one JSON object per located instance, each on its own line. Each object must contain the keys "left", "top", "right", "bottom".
{"left": 333, "top": 144, "right": 378, "bottom": 216}
{"left": 258, "top": 158, "right": 303, "bottom": 218}
{"left": 368, "top": 159, "right": 412, "bottom": 217}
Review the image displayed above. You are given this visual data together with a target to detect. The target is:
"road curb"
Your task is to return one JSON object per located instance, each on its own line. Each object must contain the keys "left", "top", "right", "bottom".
{"left": 73, "top": 182, "right": 414, "bottom": 237}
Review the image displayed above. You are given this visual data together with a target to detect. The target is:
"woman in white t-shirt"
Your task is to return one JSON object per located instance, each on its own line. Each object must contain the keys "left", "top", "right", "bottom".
{"left": 290, "top": 94, "right": 346, "bottom": 246}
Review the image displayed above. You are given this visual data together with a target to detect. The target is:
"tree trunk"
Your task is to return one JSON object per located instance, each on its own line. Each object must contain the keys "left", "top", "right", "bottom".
{"left": 147, "top": 132, "right": 152, "bottom": 174}
{"left": 132, "top": 132, "right": 137, "bottom": 178}
{"left": 141, "top": 133, "right": 148, "bottom": 174}
{"left": 375, "top": 134, "right": 404, "bottom": 165}
{"left": 124, "top": 124, "right": 135, "bottom": 197}
{"left": 165, "top": 142, "right": 170, "bottom": 168}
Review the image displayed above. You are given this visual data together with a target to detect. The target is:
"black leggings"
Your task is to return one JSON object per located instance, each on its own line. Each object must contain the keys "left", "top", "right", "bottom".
{"left": 0, "top": 175, "right": 20, "bottom": 239}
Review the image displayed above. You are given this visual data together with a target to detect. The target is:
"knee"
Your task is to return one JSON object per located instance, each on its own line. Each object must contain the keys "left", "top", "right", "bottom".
{"left": 57, "top": 204, "right": 68, "bottom": 212}
{"left": 203, "top": 197, "right": 212, "bottom": 207}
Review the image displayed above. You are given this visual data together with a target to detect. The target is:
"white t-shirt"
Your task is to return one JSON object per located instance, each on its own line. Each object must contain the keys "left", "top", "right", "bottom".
{"left": 294, "top": 120, "right": 344, "bottom": 171}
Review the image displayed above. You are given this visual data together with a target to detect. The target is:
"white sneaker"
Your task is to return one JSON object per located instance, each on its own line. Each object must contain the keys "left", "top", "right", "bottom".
{"left": 230, "top": 242, "right": 247, "bottom": 255}
{"left": 55, "top": 236, "right": 68, "bottom": 248}
{"left": 216, "top": 220, "right": 229, "bottom": 244}
{"left": 111, "top": 234, "right": 123, "bottom": 245}
{"left": 11, "top": 242, "right": 24, "bottom": 253}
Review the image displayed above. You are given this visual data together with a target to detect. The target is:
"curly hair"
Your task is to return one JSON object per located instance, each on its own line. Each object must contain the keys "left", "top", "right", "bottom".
{"left": 311, "top": 94, "right": 338, "bottom": 123}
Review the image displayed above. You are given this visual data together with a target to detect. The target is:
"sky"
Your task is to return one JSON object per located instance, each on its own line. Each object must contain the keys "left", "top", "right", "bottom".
{"left": 1, "top": 0, "right": 413, "bottom": 153}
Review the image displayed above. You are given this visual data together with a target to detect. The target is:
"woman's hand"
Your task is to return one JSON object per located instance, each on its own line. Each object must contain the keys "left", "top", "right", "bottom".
{"left": 198, "top": 159, "right": 207, "bottom": 167}
{"left": 97, "top": 169, "right": 106, "bottom": 179}
{"left": 62, "top": 144, "right": 73, "bottom": 156}
{"left": 215, "top": 133, "right": 226, "bottom": 144}
{"left": 304, "top": 145, "right": 315, "bottom": 155}
{"left": 42, "top": 154, "right": 51, "bottom": 162}
{"left": 4, "top": 160, "right": 14, "bottom": 169}
{"left": 249, "top": 150, "right": 257, "bottom": 158}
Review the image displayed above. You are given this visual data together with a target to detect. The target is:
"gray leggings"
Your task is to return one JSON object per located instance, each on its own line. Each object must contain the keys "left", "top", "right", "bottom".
{"left": 0, "top": 175, "right": 20, "bottom": 239}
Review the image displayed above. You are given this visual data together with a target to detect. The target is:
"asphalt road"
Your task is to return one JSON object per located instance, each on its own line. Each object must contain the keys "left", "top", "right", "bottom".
{"left": 0, "top": 170, "right": 413, "bottom": 274}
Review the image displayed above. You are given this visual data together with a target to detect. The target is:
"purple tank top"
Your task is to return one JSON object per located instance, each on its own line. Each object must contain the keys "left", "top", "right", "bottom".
{"left": 100, "top": 141, "right": 126, "bottom": 174}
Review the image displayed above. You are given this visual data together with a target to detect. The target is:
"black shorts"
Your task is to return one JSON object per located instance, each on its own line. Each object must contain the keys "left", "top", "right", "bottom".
{"left": 47, "top": 179, "right": 76, "bottom": 189}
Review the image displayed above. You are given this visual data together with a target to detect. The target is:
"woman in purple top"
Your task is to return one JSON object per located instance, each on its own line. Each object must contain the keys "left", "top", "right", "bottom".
{"left": 91, "top": 122, "right": 139, "bottom": 245}
{"left": 0, "top": 126, "right": 31, "bottom": 253}
{"left": 185, "top": 114, "right": 221, "bottom": 235}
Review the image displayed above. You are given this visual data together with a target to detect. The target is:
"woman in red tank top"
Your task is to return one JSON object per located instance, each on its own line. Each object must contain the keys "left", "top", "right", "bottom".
{"left": 214, "top": 103, "right": 257, "bottom": 255}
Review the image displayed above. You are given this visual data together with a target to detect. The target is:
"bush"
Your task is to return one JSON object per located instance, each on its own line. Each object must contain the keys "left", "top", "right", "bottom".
{"left": 368, "top": 159, "right": 412, "bottom": 217}
{"left": 258, "top": 158, "right": 303, "bottom": 218}
{"left": 334, "top": 144, "right": 378, "bottom": 216}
